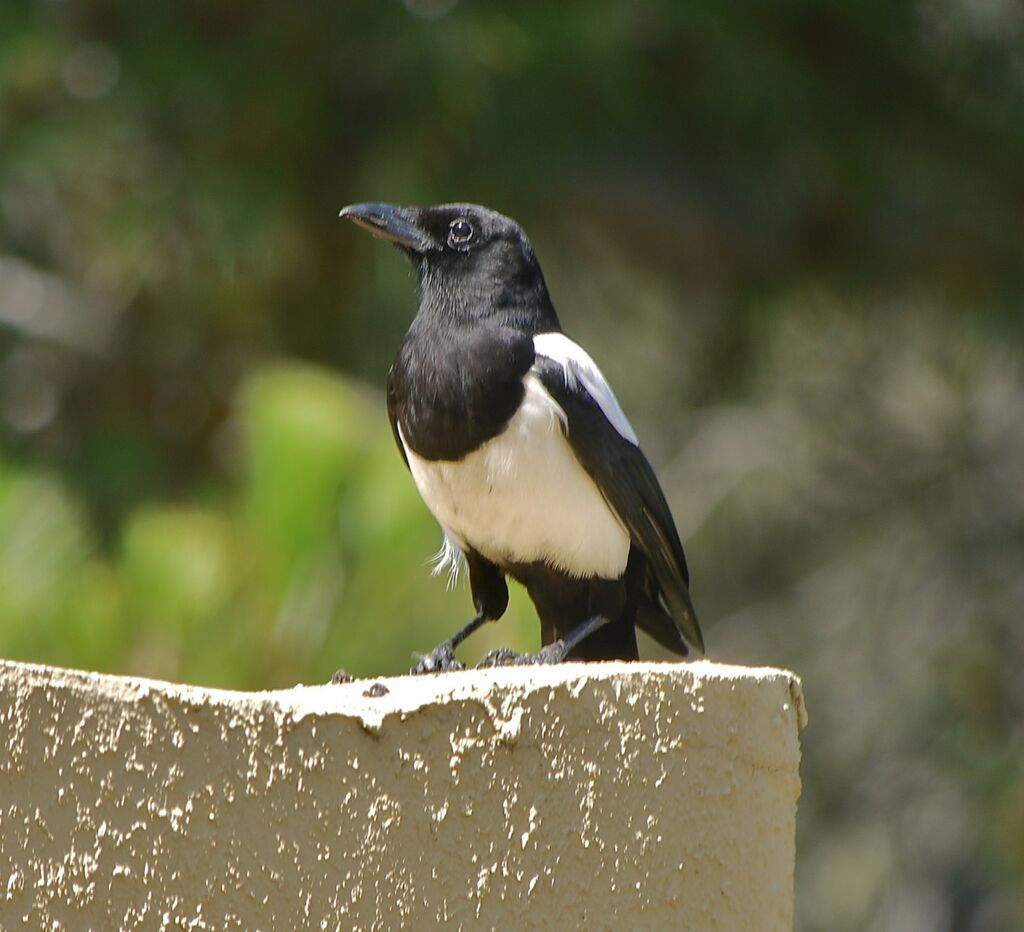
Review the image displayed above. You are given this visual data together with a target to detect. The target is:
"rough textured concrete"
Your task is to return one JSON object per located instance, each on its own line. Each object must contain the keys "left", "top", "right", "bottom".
{"left": 0, "top": 658, "right": 805, "bottom": 931}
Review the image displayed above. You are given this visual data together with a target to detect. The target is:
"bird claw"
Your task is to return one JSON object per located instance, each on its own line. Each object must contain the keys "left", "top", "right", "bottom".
{"left": 477, "top": 647, "right": 539, "bottom": 668}
{"left": 535, "top": 642, "right": 568, "bottom": 664}
{"left": 477, "top": 647, "right": 519, "bottom": 668}
{"left": 478, "top": 643, "right": 569, "bottom": 668}
{"left": 411, "top": 642, "right": 466, "bottom": 674}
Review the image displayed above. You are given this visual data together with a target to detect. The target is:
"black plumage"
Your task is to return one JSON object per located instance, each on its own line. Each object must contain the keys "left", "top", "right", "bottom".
{"left": 339, "top": 201, "right": 704, "bottom": 670}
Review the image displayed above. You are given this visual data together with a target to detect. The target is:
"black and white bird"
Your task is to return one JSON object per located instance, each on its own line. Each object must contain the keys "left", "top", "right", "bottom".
{"left": 339, "top": 202, "right": 704, "bottom": 671}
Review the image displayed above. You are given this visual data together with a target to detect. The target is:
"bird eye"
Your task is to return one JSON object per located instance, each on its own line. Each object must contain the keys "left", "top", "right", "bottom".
{"left": 447, "top": 218, "right": 475, "bottom": 247}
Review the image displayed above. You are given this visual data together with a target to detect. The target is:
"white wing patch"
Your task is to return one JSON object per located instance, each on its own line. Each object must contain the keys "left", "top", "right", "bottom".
{"left": 532, "top": 332, "right": 639, "bottom": 445}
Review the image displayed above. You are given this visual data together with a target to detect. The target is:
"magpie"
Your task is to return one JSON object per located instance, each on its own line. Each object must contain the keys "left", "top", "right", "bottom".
{"left": 339, "top": 202, "right": 704, "bottom": 671}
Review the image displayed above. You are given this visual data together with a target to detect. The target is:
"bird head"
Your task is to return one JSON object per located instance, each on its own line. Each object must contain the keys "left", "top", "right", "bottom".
{"left": 339, "top": 202, "right": 559, "bottom": 330}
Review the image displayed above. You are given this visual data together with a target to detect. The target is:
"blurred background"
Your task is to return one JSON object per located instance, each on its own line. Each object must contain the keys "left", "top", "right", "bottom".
{"left": 1, "top": 1, "right": 1022, "bottom": 928}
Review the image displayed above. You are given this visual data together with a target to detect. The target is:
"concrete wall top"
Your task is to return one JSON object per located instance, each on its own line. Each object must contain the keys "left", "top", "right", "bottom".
{"left": 0, "top": 658, "right": 806, "bottom": 931}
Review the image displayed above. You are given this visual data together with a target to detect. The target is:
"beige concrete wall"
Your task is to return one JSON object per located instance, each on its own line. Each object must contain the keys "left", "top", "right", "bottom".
{"left": 0, "top": 658, "right": 805, "bottom": 931}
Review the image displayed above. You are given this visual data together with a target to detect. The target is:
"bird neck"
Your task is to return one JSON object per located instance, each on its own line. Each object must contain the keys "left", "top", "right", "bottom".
{"left": 415, "top": 260, "right": 562, "bottom": 335}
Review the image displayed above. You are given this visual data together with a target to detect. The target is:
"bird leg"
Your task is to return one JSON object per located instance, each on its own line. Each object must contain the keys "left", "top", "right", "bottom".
{"left": 477, "top": 614, "right": 611, "bottom": 667}
{"left": 410, "top": 612, "right": 488, "bottom": 674}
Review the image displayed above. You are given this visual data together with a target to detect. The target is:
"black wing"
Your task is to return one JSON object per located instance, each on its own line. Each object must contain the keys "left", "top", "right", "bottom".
{"left": 534, "top": 356, "right": 705, "bottom": 656}
{"left": 385, "top": 365, "right": 410, "bottom": 471}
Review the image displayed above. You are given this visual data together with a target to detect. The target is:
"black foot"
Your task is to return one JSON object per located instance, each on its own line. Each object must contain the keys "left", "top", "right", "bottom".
{"left": 477, "top": 647, "right": 528, "bottom": 668}
{"left": 330, "top": 669, "right": 354, "bottom": 684}
{"left": 411, "top": 642, "right": 466, "bottom": 674}
{"left": 477, "top": 643, "right": 569, "bottom": 668}
{"left": 478, "top": 616, "right": 612, "bottom": 667}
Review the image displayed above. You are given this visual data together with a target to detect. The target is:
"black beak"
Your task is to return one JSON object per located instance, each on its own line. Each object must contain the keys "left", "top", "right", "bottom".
{"left": 338, "top": 203, "right": 433, "bottom": 252}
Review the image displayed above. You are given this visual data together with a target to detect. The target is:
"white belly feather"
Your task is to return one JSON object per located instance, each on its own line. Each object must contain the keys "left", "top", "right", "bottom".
{"left": 400, "top": 373, "right": 630, "bottom": 579}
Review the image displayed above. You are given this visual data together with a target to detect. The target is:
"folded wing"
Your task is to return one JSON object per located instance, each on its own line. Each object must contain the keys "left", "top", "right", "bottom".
{"left": 532, "top": 332, "right": 704, "bottom": 656}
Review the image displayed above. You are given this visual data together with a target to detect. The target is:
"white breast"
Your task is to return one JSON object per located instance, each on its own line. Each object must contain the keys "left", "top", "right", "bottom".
{"left": 400, "top": 373, "right": 630, "bottom": 580}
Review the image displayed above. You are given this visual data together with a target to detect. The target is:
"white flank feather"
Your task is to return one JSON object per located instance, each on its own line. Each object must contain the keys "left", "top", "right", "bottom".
{"left": 398, "top": 383, "right": 630, "bottom": 580}
{"left": 428, "top": 525, "right": 465, "bottom": 590}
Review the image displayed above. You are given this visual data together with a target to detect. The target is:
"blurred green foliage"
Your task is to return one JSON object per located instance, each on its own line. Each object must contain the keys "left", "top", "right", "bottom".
{"left": 1, "top": 1, "right": 1023, "bottom": 929}
{"left": 0, "top": 364, "right": 536, "bottom": 686}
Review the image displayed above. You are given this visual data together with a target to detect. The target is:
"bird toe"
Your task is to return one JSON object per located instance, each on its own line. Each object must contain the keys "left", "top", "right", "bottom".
{"left": 477, "top": 647, "right": 534, "bottom": 668}
{"left": 410, "top": 643, "right": 465, "bottom": 675}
